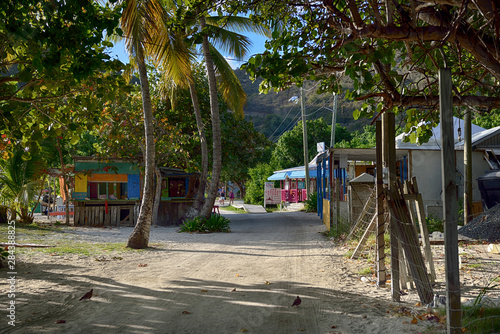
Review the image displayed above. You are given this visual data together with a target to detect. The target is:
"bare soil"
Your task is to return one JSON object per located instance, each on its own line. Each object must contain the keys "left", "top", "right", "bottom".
{"left": 0, "top": 210, "right": 498, "bottom": 334}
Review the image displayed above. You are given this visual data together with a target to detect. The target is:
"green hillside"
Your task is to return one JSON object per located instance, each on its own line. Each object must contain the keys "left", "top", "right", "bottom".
{"left": 235, "top": 69, "right": 370, "bottom": 140}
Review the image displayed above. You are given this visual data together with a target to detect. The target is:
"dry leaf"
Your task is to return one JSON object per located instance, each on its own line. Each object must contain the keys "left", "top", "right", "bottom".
{"left": 231, "top": 288, "right": 236, "bottom": 292}
{"left": 138, "top": 263, "right": 148, "bottom": 267}
{"left": 415, "top": 302, "right": 421, "bottom": 307}
{"left": 265, "top": 281, "right": 270, "bottom": 285}
{"left": 201, "top": 289, "right": 208, "bottom": 292}
{"left": 411, "top": 317, "right": 418, "bottom": 324}
{"left": 54, "top": 320, "right": 66, "bottom": 324}
{"left": 241, "top": 329, "right": 248, "bottom": 332}
{"left": 182, "top": 311, "right": 190, "bottom": 314}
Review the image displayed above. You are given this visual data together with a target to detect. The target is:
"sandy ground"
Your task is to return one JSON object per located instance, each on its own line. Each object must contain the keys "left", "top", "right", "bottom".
{"left": 0, "top": 210, "right": 498, "bottom": 334}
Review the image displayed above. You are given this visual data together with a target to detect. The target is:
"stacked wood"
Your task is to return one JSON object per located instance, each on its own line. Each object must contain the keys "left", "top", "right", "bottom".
{"left": 387, "top": 180, "right": 434, "bottom": 304}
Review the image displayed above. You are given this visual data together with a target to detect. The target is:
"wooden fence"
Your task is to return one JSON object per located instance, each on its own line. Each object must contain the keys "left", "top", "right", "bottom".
{"left": 74, "top": 204, "right": 139, "bottom": 227}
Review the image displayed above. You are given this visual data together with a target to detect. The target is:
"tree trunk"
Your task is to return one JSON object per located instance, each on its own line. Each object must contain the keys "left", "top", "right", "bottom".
{"left": 199, "top": 16, "right": 222, "bottom": 219}
{"left": 55, "top": 138, "right": 70, "bottom": 225}
{"left": 182, "top": 79, "right": 208, "bottom": 220}
{"left": 235, "top": 181, "right": 245, "bottom": 199}
{"left": 127, "top": 45, "right": 155, "bottom": 249}
{"left": 152, "top": 166, "right": 162, "bottom": 226}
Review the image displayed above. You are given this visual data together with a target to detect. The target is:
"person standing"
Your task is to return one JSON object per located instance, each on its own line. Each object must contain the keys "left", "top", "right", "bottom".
{"left": 229, "top": 190, "right": 234, "bottom": 205}
{"left": 220, "top": 188, "right": 225, "bottom": 206}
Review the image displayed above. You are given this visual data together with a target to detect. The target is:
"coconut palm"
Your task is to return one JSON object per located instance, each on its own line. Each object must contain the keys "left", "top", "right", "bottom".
{"left": 0, "top": 148, "right": 45, "bottom": 224}
{"left": 155, "top": 7, "right": 270, "bottom": 219}
{"left": 119, "top": 0, "right": 192, "bottom": 248}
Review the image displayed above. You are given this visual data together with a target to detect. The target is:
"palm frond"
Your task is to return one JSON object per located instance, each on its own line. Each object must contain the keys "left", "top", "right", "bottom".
{"left": 208, "top": 29, "right": 252, "bottom": 61}
{"left": 206, "top": 16, "right": 272, "bottom": 38}
{"left": 208, "top": 45, "right": 246, "bottom": 118}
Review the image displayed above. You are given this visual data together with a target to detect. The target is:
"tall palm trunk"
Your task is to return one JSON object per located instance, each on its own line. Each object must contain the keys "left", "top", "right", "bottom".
{"left": 152, "top": 166, "right": 162, "bottom": 225}
{"left": 183, "top": 79, "right": 208, "bottom": 219}
{"left": 127, "top": 45, "right": 155, "bottom": 249}
{"left": 199, "top": 16, "right": 222, "bottom": 219}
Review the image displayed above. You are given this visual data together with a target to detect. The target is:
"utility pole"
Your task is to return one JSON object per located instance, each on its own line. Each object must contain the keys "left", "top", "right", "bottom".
{"left": 330, "top": 93, "right": 338, "bottom": 148}
{"left": 301, "top": 87, "right": 310, "bottom": 194}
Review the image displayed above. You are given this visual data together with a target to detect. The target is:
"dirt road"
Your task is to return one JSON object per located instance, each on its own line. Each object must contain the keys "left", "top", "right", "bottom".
{"left": 1, "top": 211, "right": 436, "bottom": 334}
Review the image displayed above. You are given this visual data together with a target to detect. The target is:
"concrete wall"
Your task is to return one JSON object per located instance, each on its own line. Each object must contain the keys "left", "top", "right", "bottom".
{"left": 409, "top": 149, "right": 489, "bottom": 219}
{"left": 348, "top": 183, "right": 374, "bottom": 223}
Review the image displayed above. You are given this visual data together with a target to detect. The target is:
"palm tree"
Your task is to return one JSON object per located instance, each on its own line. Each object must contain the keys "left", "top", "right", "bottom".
{"left": 119, "top": 0, "right": 191, "bottom": 248}
{"left": 158, "top": 9, "right": 270, "bottom": 219}
{"left": 0, "top": 147, "right": 45, "bottom": 224}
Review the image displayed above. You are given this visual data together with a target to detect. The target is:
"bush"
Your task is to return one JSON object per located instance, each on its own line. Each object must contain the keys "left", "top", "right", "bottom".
{"left": 179, "top": 217, "right": 204, "bottom": 233}
{"left": 245, "top": 162, "right": 276, "bottom": 205}
{"left": 304, "top": 192, "right": 317, "bottom": 212}
{"left": 426, "top": 216, "right": 444, "bottom": 234}
{"left": 179, "top": 214, "right": 231, "bottom": 233}
{"left": 203, "top": 214, "right": 231, "bottom": 232}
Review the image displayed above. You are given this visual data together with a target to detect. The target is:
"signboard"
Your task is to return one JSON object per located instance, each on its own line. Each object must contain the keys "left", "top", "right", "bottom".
{"left": 298, "top": 181, "right": 305, "bottom": 189}
{"left": 264, "top": 183, "right": 281, "bottom": 207}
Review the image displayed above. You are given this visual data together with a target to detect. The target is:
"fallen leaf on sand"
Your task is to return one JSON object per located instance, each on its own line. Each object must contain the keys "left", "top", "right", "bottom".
{"left": 415, "top": 302, "right": 421, "bottom": 307}
{"left": 411, "top": 317, "right": 418, "bottom": 324}
{"left": 182, "top": 311, "right": 190, "bottom": 314}
{"left": 331, "top": 325, "right": 336, "bottom": 328}
{"left": 241, "top": 329, "right": 248, "bottom": 332}
{"left": 201, "top": 289, "right": 208, "bottom": 292}
{"left": 138, "top": 263, "right": 148, "bottom": 267}
{"left": 54, "top": 320, "right": 66, "bottom": 324}
{"left": 265, "top": 281, "right": 270, "bottom": 285}
{"left": 231, "top": 288, "right": 236, "bottom": 292}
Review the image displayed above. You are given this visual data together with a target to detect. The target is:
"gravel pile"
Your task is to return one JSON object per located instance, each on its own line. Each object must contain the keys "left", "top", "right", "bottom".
{"left": 458, "top": 203, "right": 500, "bottom": 242}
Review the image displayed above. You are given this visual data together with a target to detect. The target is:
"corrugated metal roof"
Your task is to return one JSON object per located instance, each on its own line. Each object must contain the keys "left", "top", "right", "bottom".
{"left": 267, "top": 172, "right": 289, "bottom": 181}
{"left": 396, "top": 117, "right": 486, "bottom": 150}
{"left": 455, "top": 125, "right": 500, "bottom": 149}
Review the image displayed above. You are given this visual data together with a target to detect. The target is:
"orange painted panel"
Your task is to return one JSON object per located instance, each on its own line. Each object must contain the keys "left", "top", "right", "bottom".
{"left": 88, "top": 174, "right": 128, "bottom": 182}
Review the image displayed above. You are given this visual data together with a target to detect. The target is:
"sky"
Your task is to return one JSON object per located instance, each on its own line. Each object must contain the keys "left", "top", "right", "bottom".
{"left": 108, "top": 32, "right": 269, "bottom": 70}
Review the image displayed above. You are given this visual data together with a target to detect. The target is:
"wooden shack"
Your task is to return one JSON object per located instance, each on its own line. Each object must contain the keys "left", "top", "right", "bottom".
{"left": 348, "top": 172, "right": 375, "bottom": 223}
{"left": 157, "top": 167, "right": 200, "bottom": 226}
{"left": 72, "top": 157, "right": 141, "bottom": 227}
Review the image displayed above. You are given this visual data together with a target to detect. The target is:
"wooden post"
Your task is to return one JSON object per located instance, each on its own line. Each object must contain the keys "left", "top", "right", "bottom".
{"left": 440, "top": 68, "right": 462, "bottom": 334}
{"left": 464, "top": 108, "right": 472, "bottom": 223}
{"left": 411, "top": 178, "right": 437, "bottom": 283}
{"left": 376, "top": 120, "right": 386, "bottom": 286}
{"left": 384, "top": 111, "right": 400, "bottom": 301}
{"left": 336, "top": 167, "right": 341, "bottom": 228}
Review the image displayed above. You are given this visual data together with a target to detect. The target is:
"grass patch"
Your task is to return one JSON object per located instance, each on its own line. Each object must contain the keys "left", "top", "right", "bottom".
{"left": 221, "top": 205, "right": 247, "bottom": 214}
{"left": 358, "top": 267, "right": 372, "bottom": 275}
{"left": 12, "top": 240, "right": 146, "bottom": 257}
{"left": 461, "top": 305, "right": 500, "bottom": 334}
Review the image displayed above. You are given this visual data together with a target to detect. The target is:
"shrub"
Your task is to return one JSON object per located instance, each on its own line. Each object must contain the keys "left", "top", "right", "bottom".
{"left": 304, "top": 192, "right": 317, "bottom": 212}
{"left": 179, "top": 214, "right": 231, "bottom": 233}
{"left": 179, "top": 217, "right": 204, "bottom": 233}
{"left": 203, "top": 214, "right": 231, "bottom": 233}
{"left": 426, "top": 216, "right": 444, "bottom": 234}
